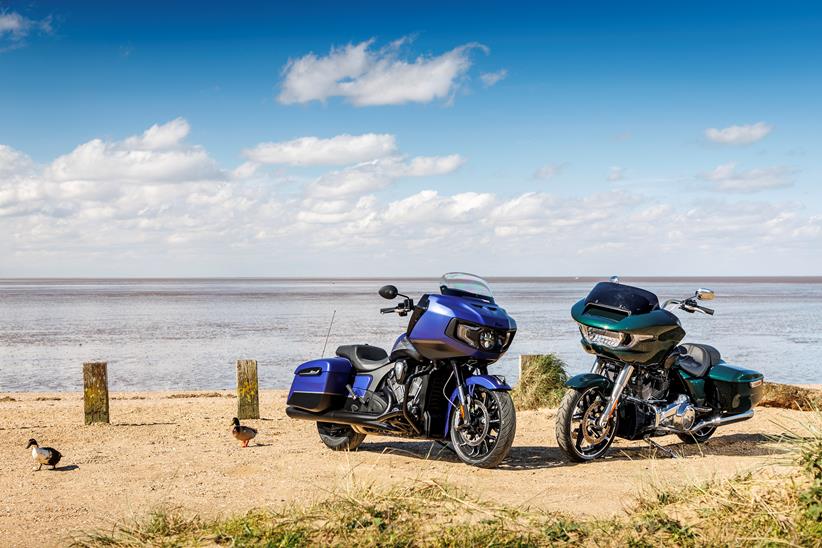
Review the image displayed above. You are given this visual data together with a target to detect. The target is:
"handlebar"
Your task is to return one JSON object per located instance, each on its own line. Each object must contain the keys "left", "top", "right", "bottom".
{"left": 664, "top": 298, "right": 715, "bottom": 315}
{"left": 380, "top": 306, "right": 397, "bottom": 314}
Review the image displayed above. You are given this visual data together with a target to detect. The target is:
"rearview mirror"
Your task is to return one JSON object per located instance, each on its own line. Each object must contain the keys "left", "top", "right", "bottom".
{"left": 378, "top": 285, "right": 398, "bottom": 300}
{"left": 695, "top": 288, "right": 715, "bottom": 301}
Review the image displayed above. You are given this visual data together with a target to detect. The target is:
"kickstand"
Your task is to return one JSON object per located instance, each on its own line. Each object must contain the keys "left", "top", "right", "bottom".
{"left": 644, "top": 436, "right": 679, "bottom": 459}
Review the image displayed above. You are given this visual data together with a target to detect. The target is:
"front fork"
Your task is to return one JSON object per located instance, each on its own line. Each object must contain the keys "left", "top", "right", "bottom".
{"left": 452, "top": 361, "right": 471, "bottom": 427}
{"left": 596, "top": 363, "right": 635, "bottom": 429}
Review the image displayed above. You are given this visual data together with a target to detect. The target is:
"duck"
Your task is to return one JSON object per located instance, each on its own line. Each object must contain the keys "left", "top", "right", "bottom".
{"left": 231, "top": 417, "right": 257, "bottom": 447}
{"left": 26, "top": 439, "right": 61, "bottom": 471}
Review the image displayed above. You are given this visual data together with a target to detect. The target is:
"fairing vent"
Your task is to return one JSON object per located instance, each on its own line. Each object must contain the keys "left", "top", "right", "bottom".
{"left": 583, "top": 303, "right": 630, "bottom": 322}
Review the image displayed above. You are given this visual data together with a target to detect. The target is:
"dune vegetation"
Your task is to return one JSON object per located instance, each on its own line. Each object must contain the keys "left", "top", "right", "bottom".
{"left": 74, "top": 412, "right": 821, "bottom": 547}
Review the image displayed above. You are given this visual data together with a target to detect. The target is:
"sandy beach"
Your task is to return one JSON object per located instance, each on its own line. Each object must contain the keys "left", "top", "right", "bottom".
{"left": 0, "top": 390, "right": 815, "bottom": 547}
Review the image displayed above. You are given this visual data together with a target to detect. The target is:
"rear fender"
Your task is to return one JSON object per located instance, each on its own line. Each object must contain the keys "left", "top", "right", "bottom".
{"left": 565, "top": 373, "right": 613, "bottom": 391}
{"left": 443, "top": 374, "right": 512, "bottom": 436}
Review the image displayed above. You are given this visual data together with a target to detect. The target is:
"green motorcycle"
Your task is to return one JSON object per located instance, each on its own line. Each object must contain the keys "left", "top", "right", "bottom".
{"left": 556, "top": 277, "right": 765, "bottom": 461}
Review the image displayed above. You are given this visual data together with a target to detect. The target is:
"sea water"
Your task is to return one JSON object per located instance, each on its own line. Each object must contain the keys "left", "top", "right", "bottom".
{"left": 0, "top": 278, "right": 820, "bottom": 392}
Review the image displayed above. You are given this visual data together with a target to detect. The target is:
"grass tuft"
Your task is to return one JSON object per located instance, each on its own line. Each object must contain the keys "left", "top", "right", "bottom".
{"left": 512, "top": 353, "right": 569, "bottom": 411}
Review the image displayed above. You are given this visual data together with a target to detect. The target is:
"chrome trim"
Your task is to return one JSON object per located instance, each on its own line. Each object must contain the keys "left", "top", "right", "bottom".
{"left": 596, "top": 364, "right": 634, "bottom": 428}
{"left": 688, "top": 409, "right": 754, "bottom": 432}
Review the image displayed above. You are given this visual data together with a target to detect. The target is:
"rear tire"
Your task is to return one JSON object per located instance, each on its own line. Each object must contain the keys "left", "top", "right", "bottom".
{"left": 676, "top": 425, "right": 716, "bottom": 444}
{"left": 317, "top": 422, "right": 366, "bottom": 451}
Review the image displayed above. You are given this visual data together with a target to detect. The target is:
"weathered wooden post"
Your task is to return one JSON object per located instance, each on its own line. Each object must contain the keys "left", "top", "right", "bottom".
{"left": 236, "top": 359, "right": 259, "bottom": 419}
{"left": 83, "top": 361, "right": 109, "bottom": 424}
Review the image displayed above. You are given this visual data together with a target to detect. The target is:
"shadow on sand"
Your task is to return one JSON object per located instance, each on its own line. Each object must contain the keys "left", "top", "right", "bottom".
{"left": 359, "top": 431, "right": 785, "bottom": 470}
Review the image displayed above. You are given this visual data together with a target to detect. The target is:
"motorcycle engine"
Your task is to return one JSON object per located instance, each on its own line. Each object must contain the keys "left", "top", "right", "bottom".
{"left": 385, "top": 360, "right": 424, "bottom": 418}
{"left": 653, "top": 394, "right": 696, "bottom": 431}
{"left": 631, "top": 365, "right": 670, "bottom": 401}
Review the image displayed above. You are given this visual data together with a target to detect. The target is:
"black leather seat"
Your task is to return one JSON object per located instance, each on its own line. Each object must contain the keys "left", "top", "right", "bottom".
{"left": 676, "top": 343, "right": 722, "bottom": 377}
{"left": 336, "top": 344, "right": 390, "bottom": 372}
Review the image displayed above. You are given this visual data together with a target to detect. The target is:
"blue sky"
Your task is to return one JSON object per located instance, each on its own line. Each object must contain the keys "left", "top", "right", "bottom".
{"left": 1, "top": 1, "right": 820, "bottom": 276}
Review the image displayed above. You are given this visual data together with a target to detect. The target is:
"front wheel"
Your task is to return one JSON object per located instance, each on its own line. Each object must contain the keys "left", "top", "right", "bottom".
{"left": 449, "top": 387, "right": 516, "bottom": 468}
{"left": 317, "top": 422, "right": 366, "bottom": 451}
{"left": 555, "top": 387, "right": 618, "bottom": 462}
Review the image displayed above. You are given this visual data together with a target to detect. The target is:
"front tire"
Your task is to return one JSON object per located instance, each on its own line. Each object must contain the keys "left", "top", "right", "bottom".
{"left": 556, "top": 387, "right": 618, "bottom": 462}
{"left": 317, "top": 422, "right": 366, "bottom": 451}
{"left": 449, "top": 387, "right": 516, "bottom": 468}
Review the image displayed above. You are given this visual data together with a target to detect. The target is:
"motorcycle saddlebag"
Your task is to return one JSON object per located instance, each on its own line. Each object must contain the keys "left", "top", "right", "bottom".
{"left": 287, "top": 357, "right": 353, "bottom": 412}
{"left": 707, "top": 362, "right": 764, "bottom": 414}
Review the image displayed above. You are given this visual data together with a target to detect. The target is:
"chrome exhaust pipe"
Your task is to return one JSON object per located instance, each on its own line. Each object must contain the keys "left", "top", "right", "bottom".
{"left": 688, "top": 409, "right": 754, "bottom": 433}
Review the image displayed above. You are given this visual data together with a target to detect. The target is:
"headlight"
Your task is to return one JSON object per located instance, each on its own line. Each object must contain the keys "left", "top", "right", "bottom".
{"left": 454, "top": 322, "right": 512, "bottom": 352}
{"left": 479, "top": 330, "right": 495, "bottom": 350}
{"left": 578, "top": 324, "right": 653, "bottom": 349}
{"left": 579, "top": 324, "right": 626, "bottom": 348}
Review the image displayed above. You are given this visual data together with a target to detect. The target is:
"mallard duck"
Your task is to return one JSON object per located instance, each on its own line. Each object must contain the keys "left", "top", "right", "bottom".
{"left": 26, "top": 439, "right": 61, "bottom": 471}
{"left": 231, "top": 417, "right": 257, "bottom": 447}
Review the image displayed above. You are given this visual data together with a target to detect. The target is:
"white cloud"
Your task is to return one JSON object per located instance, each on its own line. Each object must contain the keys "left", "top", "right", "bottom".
{"left": 480, "top": 69, "right": 507, "bottom": 87}
{"left": 705, "top": 122, "right": 772, "bottom": 145}
{"left": 45, "top": 119, "right": 220, "bottom": 185}
{"left": 703, "top": 162, "right": 796, "bottom": 192}
{"left": 0, "top": 11, "right": 51, "bottom": 52}
{"left": 607, "top": 166, "right": 625, "bottom": 181}
{"left": 244, "top": 133, "right": 397, "bottom": 166}
{"left": 2, "top": 119, "right": 821, "bottom": 276}
{"left": 306, "top": 154, "right": 464, "bottom": 198}
{"left": 123, "top": 117, "right": 191, "bottom": 150}
{"left": 534, "top": 163, "right": 566, "bottom": 180}
{"left": 278, "top": 38, "right": 488, "bottom": 106}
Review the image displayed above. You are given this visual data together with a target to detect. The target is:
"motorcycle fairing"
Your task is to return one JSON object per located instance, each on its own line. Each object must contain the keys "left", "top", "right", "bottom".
{"left": 409, "top": 293, "right": 517, "bottom": 361}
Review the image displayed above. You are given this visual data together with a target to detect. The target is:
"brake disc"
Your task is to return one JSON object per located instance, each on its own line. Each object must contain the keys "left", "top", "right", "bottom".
{"left": 581, "top": 401, "right": 610, "bottom": 444}
{"left": 460, "top": 400, "right": 491, "bottom": 447}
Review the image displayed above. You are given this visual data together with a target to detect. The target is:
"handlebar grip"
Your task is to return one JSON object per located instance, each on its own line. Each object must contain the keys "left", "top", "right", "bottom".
{"left": 700, "top": 305, "right": 715, "bottom": 315}
{"left": 380, "top": 307, "right": 396, "bottom": 314}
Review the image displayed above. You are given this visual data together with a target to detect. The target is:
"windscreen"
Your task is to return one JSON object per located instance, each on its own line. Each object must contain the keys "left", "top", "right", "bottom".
{"left": 584, "top": 282, "right": 659, "bottom": 316}
{"left": 439, "top": 272, "right": 494, "bottom": 301}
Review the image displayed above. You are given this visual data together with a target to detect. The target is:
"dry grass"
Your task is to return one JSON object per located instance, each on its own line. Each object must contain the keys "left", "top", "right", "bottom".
{"left": 73, "top": 412, "right": 822, "bottom": 548}
{"left": 512, "top": 353, "right": 569, "bottom": 411}
{"left": 759, "top": 382, "right": 822, "bottom": 410}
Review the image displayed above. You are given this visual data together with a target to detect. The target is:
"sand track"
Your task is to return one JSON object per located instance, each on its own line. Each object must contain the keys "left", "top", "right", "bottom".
{"left": 0, "top": 390, "right": 812, "bottom": 547}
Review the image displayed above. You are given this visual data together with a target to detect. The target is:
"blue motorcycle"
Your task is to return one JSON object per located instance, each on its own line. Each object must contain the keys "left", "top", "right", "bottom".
{"left": 286, "top": 273, "right": 518, "bottom": 468}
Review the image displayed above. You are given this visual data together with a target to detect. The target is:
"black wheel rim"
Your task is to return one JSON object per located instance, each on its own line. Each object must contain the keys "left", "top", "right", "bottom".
{"left": 451, "top": 386, "right": 501, "bottom": 460}
{"left": 569, "top": 387, "right": 616, "bottom": 459}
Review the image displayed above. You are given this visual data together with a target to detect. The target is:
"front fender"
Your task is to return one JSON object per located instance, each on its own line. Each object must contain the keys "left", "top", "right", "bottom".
{"left": 443, "top": 374, "right": 512, "bottom": 436}
{"left": 566, "top": 373, "right": 613, "bottom": 391}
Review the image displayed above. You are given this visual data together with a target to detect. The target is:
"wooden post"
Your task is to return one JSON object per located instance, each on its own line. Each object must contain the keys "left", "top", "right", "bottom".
{"left": 236, "top": 359, "right": 259, "bottom": 419}
{"left": 83, "top": 361, "right": 109, "bottom": 424}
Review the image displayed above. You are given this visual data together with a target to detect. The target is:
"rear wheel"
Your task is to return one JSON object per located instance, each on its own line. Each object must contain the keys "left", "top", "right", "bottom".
{"left": 449, "top": 387, "right": 516, "bottom": 468}
{"left": 556, "top": 387, "right": 618, "bottom": 462}
{"left": 677, "top": 425, "right": 716, "bottom": 444}
{"left": 317, "top": 422, "right": 366, "bottom": 451}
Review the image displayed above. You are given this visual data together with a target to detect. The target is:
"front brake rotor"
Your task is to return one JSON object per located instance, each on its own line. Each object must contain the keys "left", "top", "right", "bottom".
{"left": 459, "top": 400, "right": 491, "bottom": 447}
{"left": 581, "top": 401, "right": 610, "bottom": 444}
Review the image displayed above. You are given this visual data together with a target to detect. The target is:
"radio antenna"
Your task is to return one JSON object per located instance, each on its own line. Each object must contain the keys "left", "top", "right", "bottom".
{"left": 321, "top": 309, "right": 336, "bottom": 357}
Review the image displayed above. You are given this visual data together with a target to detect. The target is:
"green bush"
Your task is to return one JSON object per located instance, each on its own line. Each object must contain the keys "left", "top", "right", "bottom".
{"left": 512, "top": 353, "right": 569, "bottom": 410}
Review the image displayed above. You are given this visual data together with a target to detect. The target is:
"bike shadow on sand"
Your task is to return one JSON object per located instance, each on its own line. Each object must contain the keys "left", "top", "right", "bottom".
{"left": 360, "top": 432, "right": 784, "bottom": 470}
